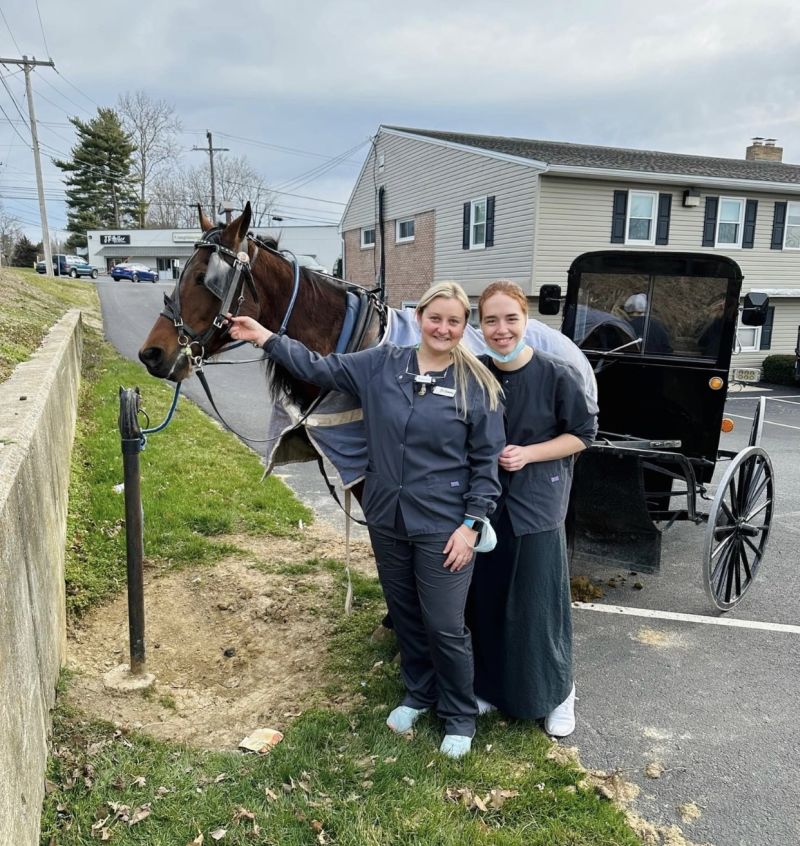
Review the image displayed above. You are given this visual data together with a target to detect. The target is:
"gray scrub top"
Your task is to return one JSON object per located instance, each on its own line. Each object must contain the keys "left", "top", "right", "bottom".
{"left": 265, "top": 335, "right": 504, "bottom": 535}
{"left": 481, "top": 350, "right": 598, "bottom": 535}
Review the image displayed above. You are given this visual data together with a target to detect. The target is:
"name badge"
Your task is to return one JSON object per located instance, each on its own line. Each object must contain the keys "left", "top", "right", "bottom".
{"left": 414, "top": 374, "right": 434, "bottom": 384}
{"left": 432, "top": 386, "right": 456, "bottom": 397}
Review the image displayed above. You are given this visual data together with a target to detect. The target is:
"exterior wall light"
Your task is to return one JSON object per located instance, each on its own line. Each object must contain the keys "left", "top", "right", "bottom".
{"left": 683, "top": 188, "right": 701, "bottom": 208}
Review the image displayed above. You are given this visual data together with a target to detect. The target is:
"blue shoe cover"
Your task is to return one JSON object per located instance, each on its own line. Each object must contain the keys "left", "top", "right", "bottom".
{"left": 386, "top": 705, "right": 427, "bottom": 733}
{"left": 439, "top": 734, "right": 472, "bottom": 758}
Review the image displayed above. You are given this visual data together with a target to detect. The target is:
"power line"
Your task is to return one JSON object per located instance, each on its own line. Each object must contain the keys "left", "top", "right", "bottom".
{"left": 0, "top": 71, "right": 31, "bottom": 128}
{"left": 34, "top": 0, "right": 51, "bottom": 58}
{"left": 0, "top": 6, "right": 21, "bottom": 54}
{"left": 212, "top": 130, "right": 366, "bottom": 165}
{"left": 35, "top": 72, "right": 93, "bottom": 117}
{"left": 53, "top": 68, "right": 101, "bottom": 110}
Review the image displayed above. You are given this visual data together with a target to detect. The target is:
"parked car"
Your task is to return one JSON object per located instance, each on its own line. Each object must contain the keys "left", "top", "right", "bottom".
{"left": 111, "top": 263, "right": 159, "bottom": 283}
{"left": 35, "top": 254, "right": 99, "bottom": 279}
{"left": 295, "top": 254, "right": 329, "bottom": 274}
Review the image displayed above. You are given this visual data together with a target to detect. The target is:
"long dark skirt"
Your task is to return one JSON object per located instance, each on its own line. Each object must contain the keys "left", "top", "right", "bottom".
{"left": 466, "top": 509, "right": 573, "bottom": 720}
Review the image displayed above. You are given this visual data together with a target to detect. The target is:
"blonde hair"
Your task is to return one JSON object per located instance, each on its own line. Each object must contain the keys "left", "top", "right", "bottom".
{"left": 416, "top": 281, "right": 503, "bottom": 414}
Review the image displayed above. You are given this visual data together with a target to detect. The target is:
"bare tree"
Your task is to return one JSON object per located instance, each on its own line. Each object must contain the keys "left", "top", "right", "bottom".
{"left": 214, "top": 153, "right": 274, "bottom": 226}
{"left": 147, "top": 154, "right": 275, "bottom": 229}
{"left": 0, "top": 207, "right": 22, "bottom": 267}
{"left": 117, "top": 91, "right": 182, "bottom": 228}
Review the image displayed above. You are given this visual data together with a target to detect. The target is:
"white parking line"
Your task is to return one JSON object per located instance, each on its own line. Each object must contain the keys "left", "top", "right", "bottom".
{"left": 727, "top": 413, "right": 800, "bottom": 432}
{"left": 573, "top": 602, "right": 800, "bottom": 634}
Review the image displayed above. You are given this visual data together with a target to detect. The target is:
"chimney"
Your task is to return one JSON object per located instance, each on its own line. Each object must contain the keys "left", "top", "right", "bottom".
{"left": 746, "top": 137, "right": 783, "bottom": 162}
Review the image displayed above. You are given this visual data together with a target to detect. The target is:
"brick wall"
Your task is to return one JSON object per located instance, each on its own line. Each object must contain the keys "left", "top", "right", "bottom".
{"left": 343, "top": 211, "right": 435, "bottom": 307}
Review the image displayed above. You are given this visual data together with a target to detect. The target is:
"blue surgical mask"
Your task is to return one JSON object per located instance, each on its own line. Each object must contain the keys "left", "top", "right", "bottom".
{"left": 483, "top": 338, "right": 527, "bottom": 363}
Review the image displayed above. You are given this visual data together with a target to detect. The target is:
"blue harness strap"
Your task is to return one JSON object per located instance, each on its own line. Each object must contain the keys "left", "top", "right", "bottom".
{"left": 335, "top": 291, "right": 361, "bottom": 354}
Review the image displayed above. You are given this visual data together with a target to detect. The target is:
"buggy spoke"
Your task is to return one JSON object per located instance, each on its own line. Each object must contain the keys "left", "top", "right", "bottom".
{"left": 727, "top": 478, "right": 740, "bottom": 518}
{"left": 739, "top": 544, "right": 752, "bottom": 584}
{"left": 711, "top": 531, "right": 736, "bottom": 560}
{"left": 719, "top": 499, "right": 736, "bottom": 525}
{"left": 744, "top": 473, "right": 769, "bottom": 515}
{"left": 743, "top": 536, "right": 761, "bottom": 563}
{"left": 745, "top": 499, "right": 771, "bottom": 522}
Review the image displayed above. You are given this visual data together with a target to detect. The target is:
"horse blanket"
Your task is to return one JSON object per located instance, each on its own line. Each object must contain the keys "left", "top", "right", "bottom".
{"left": 262, "top": 308, "right": 597, "bottom": 488}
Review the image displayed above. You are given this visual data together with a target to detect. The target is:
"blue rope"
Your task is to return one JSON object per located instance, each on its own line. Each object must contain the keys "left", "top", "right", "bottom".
{"left": 278, "top": 252, "right": 301, "bottom": 336}
{"left": 139, "top": 382, "right": 182, "bottom": 448}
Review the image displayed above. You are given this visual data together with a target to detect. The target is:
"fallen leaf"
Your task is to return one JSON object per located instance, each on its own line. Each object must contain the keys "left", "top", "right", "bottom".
{"left": 128, "top": 804, "right": 152, "bottom": 826}
{"left": 233, "top": 807, "right": 256, "bottom": 822}
{"left": 402, "top": 776, "right": 415, "bottom": 786}
{"left": 264, "top": 788, "right": 279, "bottom": 802}
{"left": 310, "top": 820, "right": 324, "bottom": 833}
{"left": 214, "top": 773, "right": 228, "bottom": 784}
{"left": 187, "top": 832, "right": 204, "bottom": 845}
{"left": 486, "top": 788, "right": 519, "bottom": 809}
{"left": 678, "top": 801, "right": 702, "bottom": 823}
{"left": 210, "top": 828, "right": 227, "bottom": 840}
{"left": 132, "top": 775, "right": 147, "bottom": 788}
{"left": 472, "top": 794, "right": 488, "bottom": 812}
{"left": 645, "top": 762, "right": 665, "bottom": 779}
{"left": 383, "top": 756, "right": 397, "bottom": 764}
{"left": 156, "top": 786, "right": 170, "bottom": 796}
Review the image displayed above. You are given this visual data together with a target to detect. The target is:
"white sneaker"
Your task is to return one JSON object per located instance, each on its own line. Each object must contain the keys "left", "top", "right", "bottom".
{"left": 475, "top": 696, "right": 497, "bottom": 715}
{"left": 386, "top": 704, "right": 428, "bottom": 734}
{"left": 545, "top": 684, "right": 576, "bottom": 737}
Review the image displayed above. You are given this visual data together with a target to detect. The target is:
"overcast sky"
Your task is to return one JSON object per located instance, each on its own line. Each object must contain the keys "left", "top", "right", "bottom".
{"left": 2, "top": 0, "right": 800, "bottom": 242}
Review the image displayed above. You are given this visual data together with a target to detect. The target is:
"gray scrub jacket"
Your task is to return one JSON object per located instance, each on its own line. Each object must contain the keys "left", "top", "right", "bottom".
{"left": 481, "top": 350, "right": 598, "bottom": 535}
{"left": 264, "top": 335, "right": 504, "bottom": 535}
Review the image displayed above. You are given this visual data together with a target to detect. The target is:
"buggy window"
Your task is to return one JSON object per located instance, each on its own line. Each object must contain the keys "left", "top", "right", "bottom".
{"left": 574, "top": 273, "right": 729, "bottom": 359}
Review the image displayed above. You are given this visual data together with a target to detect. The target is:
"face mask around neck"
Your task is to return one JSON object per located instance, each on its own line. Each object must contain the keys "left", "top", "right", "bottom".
{"left": 482, "top": 338, "right": 527, "bottom": 363}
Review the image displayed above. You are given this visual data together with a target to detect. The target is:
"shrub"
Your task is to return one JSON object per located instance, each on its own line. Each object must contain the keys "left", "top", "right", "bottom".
{"left": 761, "top": 354, "right": 798, "bottom": 385}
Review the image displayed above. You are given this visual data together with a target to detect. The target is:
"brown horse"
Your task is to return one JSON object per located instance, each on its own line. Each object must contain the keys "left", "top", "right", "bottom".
{"left": 139, "top": 203, "right": 383, "bottom": 412}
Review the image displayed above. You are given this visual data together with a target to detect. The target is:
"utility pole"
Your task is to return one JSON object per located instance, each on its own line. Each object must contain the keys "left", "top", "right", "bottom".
{"left": 0, "top": 55, "right": 56, "bottom": 276}
{"left": 192, "top": 131, "right": 228, "bottom": 221}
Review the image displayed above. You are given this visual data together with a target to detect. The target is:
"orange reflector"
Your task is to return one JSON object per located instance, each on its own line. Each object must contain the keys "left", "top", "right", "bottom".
{"left": 721, "top": 418, "right": 735, "bottom": 433}
{"left": 709, "top": 376, "right": 724, "bottom": 390}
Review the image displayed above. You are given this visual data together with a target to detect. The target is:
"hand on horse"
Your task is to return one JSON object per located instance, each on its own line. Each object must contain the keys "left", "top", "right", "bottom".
{"left": 225, "top": 314, "right": 272, "bottom": 348}
{"left": 442, "top": 526, "right": 478, "bottom": 571}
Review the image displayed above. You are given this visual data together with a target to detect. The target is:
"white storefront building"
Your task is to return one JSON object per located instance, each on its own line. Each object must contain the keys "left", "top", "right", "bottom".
{"left": 86, "top": 225, "right": 342, "bottom": 280}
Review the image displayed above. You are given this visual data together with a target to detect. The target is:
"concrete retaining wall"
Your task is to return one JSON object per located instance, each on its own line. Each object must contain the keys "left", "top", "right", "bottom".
{"left": 0, "top": 311, "right": 83, "bottom": 846}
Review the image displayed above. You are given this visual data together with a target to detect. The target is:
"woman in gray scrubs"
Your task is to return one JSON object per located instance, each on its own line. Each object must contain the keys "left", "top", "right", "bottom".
{"left": 227, "top": 282, "right": 504, "bottom": 758}
{"left": 468, "top": 281, "right": 597, "bottom": 737}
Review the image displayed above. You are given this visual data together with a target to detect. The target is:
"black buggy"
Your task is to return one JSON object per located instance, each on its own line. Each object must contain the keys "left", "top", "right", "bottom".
{"left": 539, "top": 251, "right": 773, "bottom": 611}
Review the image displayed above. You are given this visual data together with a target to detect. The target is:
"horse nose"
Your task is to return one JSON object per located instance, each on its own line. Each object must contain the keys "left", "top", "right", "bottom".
{"left": 139, "top": 346, "right": 164, "bottom": 373}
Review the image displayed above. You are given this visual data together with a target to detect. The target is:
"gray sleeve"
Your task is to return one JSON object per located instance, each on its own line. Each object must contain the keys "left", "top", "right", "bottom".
{"left": 263, "top": 334, "right": 382, "bottom": 398}
{"left": 555, "top": 365, "right": 598, "bottom": 447}
{"left": 463, "top": 396, "right": 505, "bottom": 520}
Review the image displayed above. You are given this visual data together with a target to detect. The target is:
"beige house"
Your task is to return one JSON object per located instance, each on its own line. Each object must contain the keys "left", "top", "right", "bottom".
{"left": 341, "top": 127, "right": 800, "bottom": 370}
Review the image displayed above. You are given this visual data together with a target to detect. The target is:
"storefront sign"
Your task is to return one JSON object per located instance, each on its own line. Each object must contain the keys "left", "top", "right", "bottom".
{"left": 100, "top": 234, "right": 131, "bottom": 245}
{"left": 172, "top": 231, "right": 201, "bottom": 242}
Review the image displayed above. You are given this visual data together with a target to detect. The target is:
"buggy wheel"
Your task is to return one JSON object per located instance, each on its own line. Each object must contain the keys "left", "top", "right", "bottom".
{"left": 749, "top": 396, "right": 766, "bottom": 447}
{"left": 703, "top": 446, "right": 774, "bottom": 611}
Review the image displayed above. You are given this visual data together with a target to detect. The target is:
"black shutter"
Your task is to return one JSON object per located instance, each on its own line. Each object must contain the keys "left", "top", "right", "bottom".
{"left": 759, "top": 306, "right": 775, "bottom": 350}
{"left": 702, "top": 197, "right": 718, "bottom": 247}
{"left": 655, "top": 193, "right": 672, "bottom": 245}
{"left": 610, "top": 191, "right": 627, "bottom": 243}
{"left": 462, "top": 202, "right": 470, "bottom": 250}
{"left": 485, "top": 195, "right": 495, "bottom": 247}
{"left": 771, "top": 202, "right": 787, "bottom": 250}
{"left": 742, "top": 199, "right": 758, "bottom": 248}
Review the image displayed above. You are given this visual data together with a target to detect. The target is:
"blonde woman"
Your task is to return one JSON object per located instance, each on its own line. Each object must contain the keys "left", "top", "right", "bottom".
{"left": 227, "top": 282, "right": 504, "bottom": 758}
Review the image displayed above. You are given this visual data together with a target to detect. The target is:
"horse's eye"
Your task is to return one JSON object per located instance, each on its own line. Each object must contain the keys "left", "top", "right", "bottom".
{"left": 196, "top": 272, "right": 205, "bottom": 285}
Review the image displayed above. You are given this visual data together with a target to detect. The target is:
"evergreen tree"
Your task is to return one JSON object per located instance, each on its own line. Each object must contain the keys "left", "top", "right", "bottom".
{"left": 54, "top": 108, "right": 138, "bottom": 249}
{"left": 11, "top": 235, "right": 38, "bottom": 267}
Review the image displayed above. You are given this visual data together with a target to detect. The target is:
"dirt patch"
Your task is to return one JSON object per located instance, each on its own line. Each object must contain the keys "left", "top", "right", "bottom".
{"left": 632, "top": 628, "right": 686, "bottom": 649}
{"left": 66, "top": 521, "right": 379, "bottom": 750}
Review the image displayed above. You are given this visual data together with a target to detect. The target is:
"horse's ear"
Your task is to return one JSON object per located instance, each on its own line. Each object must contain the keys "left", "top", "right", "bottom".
{"left": 234, "top": 202, "right": 252, "bottom": 241}
{"left": 198, "top": 205, "right": 214, "bottom": 232}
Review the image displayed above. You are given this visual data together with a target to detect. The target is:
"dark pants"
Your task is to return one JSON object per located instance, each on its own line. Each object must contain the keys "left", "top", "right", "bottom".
{"left": 368, "top": 524, "right": 477, "bottom": 737}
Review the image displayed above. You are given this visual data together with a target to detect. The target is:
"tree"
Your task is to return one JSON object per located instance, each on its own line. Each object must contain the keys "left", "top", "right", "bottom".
{"left": 11, "top": 234, "right": 38, "bottom": 267}
{"left": 117, "top": 90, "right": 182, "bottom": 228}
{"left": 0, "top": 207, "right": 22, "bottom": 266}
{"left": 54, "top": 108, "right": 138, "bottom": 248}
{"left": 214, "top": 153, "right": 274, "bottom": 227}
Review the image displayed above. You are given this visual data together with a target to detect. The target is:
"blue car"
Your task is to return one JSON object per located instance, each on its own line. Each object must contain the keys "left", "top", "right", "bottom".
{"left": 111, "top": 263, "right": 159, "bottom": 283}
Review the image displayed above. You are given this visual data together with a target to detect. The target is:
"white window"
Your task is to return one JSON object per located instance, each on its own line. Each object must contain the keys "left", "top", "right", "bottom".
{"left": 470, "top": 198, "right": 487, "bottom": 249}
{"left": 716, "top": 198, "right": 745, "bottom": 247}
{"left": 360, "top": 227, "right": 375, "bottom": 249}
{"left": 736, "top": 322, "right": 761, "bottom": 352}
{"left": 626, "top": 191, "right": 657, "bottom": 245}
{"left": 784, "top": 201, "right": 800, "bottom": 249}
{"left": 395, "top": 218, "right": 415, "bottom": 243}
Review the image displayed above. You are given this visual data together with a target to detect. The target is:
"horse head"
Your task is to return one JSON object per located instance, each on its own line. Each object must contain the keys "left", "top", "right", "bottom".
{"left": 139, "top": 203, "right": 259, "bottom": 381}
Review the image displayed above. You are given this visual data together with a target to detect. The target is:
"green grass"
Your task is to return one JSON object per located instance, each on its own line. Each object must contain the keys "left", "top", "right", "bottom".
{"left": 64, "top": 338, "right": 311, "bottom": 615}
{"left": 0, "top": 266, "right": 99, "bottom": 381}
{"left": 42, "top": 573, "right": 641, "bottom": 846}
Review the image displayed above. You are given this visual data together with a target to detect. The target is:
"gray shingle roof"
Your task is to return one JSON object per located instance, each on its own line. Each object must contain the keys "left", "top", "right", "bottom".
{"left": 384, "top": 126, "right": 800, "bottom": 185}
